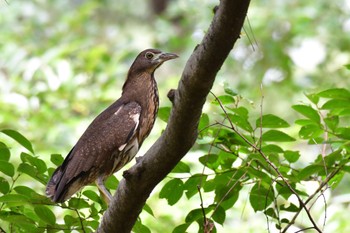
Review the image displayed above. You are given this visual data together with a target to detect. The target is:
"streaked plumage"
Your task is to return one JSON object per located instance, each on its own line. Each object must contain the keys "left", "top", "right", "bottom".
{"left": 46, "top": 49, "right": 178, "bottom": 203}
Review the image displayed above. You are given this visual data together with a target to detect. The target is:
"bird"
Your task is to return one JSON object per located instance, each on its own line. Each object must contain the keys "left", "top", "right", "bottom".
{"left": 46, "top": 49, "right": 178, "bottom": 203}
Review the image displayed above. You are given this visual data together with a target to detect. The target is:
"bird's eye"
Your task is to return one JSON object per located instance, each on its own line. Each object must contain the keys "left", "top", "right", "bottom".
{"left": 145, "top": 52, "right": 154, "bottom": 60}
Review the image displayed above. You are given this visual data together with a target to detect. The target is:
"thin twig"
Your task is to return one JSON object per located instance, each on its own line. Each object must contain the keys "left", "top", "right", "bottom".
{"left": 282, "top": 165, "right": 342, "bottom": 233}
{"left": 211, "top": 92, "right": 323, "bottom": 233}
{"left": 211, "top": 162, "right": 251, "bottom": 217}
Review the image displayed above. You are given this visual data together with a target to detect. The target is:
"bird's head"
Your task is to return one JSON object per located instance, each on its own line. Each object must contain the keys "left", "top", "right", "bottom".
{"left": 129, "top": 48, "right": 178, "bottom": 75}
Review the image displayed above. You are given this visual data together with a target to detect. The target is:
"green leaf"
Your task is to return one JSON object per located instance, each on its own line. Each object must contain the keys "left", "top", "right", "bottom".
{"left": 0, "top": 214, "right": 36, "bottom": 231}
{"left": 1, "top": 129, "right": 34, "bottom": 154}
{"left": 317, "top": 88, "right": 350, "bottom": 99}
{"left": 295, "top": 119, "right": 318, "bottom": 126}
{"left": 211, "top": 205, "right": 226, "bottom": 225}
{"left": 171, "top": 161, "right": 191, "bottom": 173}
{"left": 344, "top": 64, "right": 350, "bottom": 70}
{"left": 0, "top": 193, "right": 29, "bottom": 204}
{"left": 68, "top": 197, "right": 90, "bottom": 209}
{"left": 224, "top": 83, "right": 238, "bottom": 96}
{"left": 158, "top": 106, "right": 171, "bottom": 122}
{"left": 261, "top": 130, "right": 296, "bottom": 142}
{"left": 83, "top": 190, "right": 100, "bottom": 202}
{"left": 256, "top": 114, "right": 290, "bottom": 128}
{"left": 0, "top": 177, "right": 10, "bottom": 194}
{"left": 228, "top": 106, "right": 249, "bottom": 118}
{"left": 298, "top": 165, "right": 326, "bottom": 180}
{"left": 292, "top": 105, "right": 320, "bottom": 123}
{"left": 199, "top": 154, "right": 219, "bottom": 170}
{"left": 249, "top": 183, "right": 274, "bottom": 212}
{"left": 198, "top": 113, "right": 209, "bottom": 131}
{"left": 173, "top": 223, "right": 191, "bottom": 233}
{"left": 299, "top": 124, "right": 323, "bottom": 139}
{"left": 185, "top": 208, "right": 203, "bottom": 223}
{"left": 261, "top": 144, "right": 284, "bottom": 153}
{"left": 20, "top": 153, "right": 47, "bottom": 174}
{"left": 143, "top": 203, "right": 154, "bottom": 217}
{"left": 212, "top": 95, "right": 235, "bottom": 105}
{"left": 133, "top": 219, "right": 151, "bottom": 233}
{"left": 321, "top": 99, "right": 350, "bottom": 110}
{"left": 280, "top": 203, "right": 299, "bottom": 212}
{"left": 196, "top": 135, "right": 214, "bottom": 145}
{"left": 228, "top": 113, "right": 253, "bottom": 132}
{"left": 0, "top": 142, "right": 10, "bottom": 161}
{"left": 284, "top": 150, "right": 300, "bottom": 163}
{"left": 184, "top": 174, "right": 205, "bottom": 199}
{"left": 105, "top": 175, "right": 119, "bottom": 190}
{"left": 324, "top": 115, "right": 339, "bottom": 131}
{"left": 0, "top": 160, "right": 15, "bottom": 177}
{"left": 305, "top": 92, "right": 319, "bottom": 104}
{"left": 50, "top": 154, "right": 64, "bottom": 166}
{"left": 335, "top": 127, "right": 350, "bottom": 140}
{"left": 34, "top": 205, "right": 56, "bottom": 226}
{"left": 159, "top": 179, "right": 184, "bottom": 205}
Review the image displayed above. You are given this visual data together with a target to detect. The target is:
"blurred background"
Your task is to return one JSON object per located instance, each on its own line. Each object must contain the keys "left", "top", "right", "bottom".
{"left": 0, "top": 0, "right": 350, "bottom": 232}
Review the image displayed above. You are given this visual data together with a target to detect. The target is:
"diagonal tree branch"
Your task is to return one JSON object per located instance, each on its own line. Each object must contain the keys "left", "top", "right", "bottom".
{"left": 97, "top": 0, "right": 251, "bottom": 232}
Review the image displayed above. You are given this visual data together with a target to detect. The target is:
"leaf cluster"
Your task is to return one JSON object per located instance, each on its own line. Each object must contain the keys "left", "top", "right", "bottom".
{"left": 157, "top": 87, "right": 350, "bottom": 232}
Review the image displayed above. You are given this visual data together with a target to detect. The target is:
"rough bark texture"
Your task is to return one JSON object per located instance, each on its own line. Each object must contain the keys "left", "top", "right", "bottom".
{"left": 97, "top": 0, "right": 251, "bottom": 232}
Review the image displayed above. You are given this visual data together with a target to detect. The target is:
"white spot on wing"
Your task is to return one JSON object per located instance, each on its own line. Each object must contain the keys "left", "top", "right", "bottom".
{"left": 118, "top": 143, "right": 127, "bottom": 151}
{"left": 131, "top": 112, "right": 140, "bottom": 130}
{"left": 114, "top": 105, "right": 123, "bottom": 115}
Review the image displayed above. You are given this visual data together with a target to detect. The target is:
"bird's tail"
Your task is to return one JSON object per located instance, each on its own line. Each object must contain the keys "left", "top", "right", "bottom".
{"left": 46, "top": 166, "right": 65, "bottom": 202}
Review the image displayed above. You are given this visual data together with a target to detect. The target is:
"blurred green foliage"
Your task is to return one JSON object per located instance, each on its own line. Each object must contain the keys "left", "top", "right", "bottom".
{"left": 0, "top": 0, "right": 350, "bottom": 232}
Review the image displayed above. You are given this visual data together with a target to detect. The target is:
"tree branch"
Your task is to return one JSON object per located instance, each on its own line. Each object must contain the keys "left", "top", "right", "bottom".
{"left": 97, "top": 0, "right": 251, "bottom": 232}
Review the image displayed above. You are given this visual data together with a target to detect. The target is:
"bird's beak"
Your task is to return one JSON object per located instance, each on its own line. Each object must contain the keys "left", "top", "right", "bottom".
{"left": 158, "top": 52, "right": 179, "bottom": 62}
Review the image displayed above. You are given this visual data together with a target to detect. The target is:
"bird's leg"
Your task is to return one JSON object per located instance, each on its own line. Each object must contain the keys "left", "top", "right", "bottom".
{"left": 96, "top": 177, "right": 112, "bottom": 205}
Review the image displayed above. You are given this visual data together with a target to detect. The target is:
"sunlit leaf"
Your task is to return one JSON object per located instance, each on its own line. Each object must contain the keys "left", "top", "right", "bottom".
{"left": 198, "top": 113, "right": 209, "bottom": 131}
{"left": 133, "top": 219, "right": 151, "bottom": 233}
{"left": 173, "top": 223, "right": 191, "bottom": 233}
{"left": 284, "top": 150, "right": 300, "bottom": 163}
{"left": 292, "top": 105, "right": 320, "bottom": 123}
{"left": 0, "top": 177, "right": 10, "bottom": 194}
{"left": 212, "top": 95, "right": 235, "bottom": 105}
{"left": 1, "top": 129, "right": 34, "bottom": 154}
{"left": 83, "top": 190, "right": 100, "bottom": 202}
{"left": 228, "top": 113, "right": 253, "bottom": 132}
{"left": 34, "top": 205, "right": 56, "bottom": 225}
{"left": 305, "top": 92, "right": 319, "bottom": 104}
{"left": 185, "top": 208, "right": 203, "bottom": 223}
{"left": 159, "top": 179, "right": 184, "bottom": 206}
{"left": 0, "top": 193, "right": 29, "bottom": 204}
{"left": 261, "top": 130, "right": 296, "bottom": 142}
{"left": 317, "top": 88, "right": 350, "bottom": 99}
{"left": 158, "top": 106, "right": 171, "bottom": 122}
{"left": 299, "top": 124, "right": 323, "bottom": 139}
{"left": 321, "top": 99, "right": 350, "bottom": 110}
{"left": 50, "top": 154, "right": 64, "bottom": 166}
{"left": 0, "top": 142, "right": 10, "bottom": 161}
{"left": 171, "top": 161, "right": 191, "bottom": 173}
{"left": 184, "top": 174, "right": 205, "bottom": 199}
{"left": 143, "top": 203, "right": 154, "bottom": 217}
{"left": 256, "top": 114, "right": 290, "bottom": 128}
{"left": 249, "top": 183, "right": 274, "bottom": 212}
{"left": 212, "top": 205, "right": 225, "bottom": 225}
{"left": 0, "top": 161, "right": 15, "bottom": 177}
{"left": 199, "top": 154, "right": 219, "bottom": 170}
{"left": 224, "top": 83, "right": 238, "bottom": 96}
{"left": 298, "top": 164, "right": 326, "bottom": 180}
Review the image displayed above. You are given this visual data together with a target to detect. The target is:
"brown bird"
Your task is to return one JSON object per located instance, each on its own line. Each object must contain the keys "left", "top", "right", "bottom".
{"left": 46, "top": 49, "right": 178, "bottom": 203}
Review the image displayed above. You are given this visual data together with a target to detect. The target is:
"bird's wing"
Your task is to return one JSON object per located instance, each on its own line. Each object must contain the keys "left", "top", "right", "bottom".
{"left": 49, "top": 100, "right": 141, "bottom": 202}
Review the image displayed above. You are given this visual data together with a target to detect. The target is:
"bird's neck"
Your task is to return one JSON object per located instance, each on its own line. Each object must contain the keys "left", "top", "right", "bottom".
{"left": 122, "top": 71, "right": 159, "bottom": 146}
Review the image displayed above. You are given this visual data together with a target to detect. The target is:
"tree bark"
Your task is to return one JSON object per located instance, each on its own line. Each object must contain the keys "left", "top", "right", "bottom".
{"left": 97, "top": 0, "right": 251, "bottom": 232}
